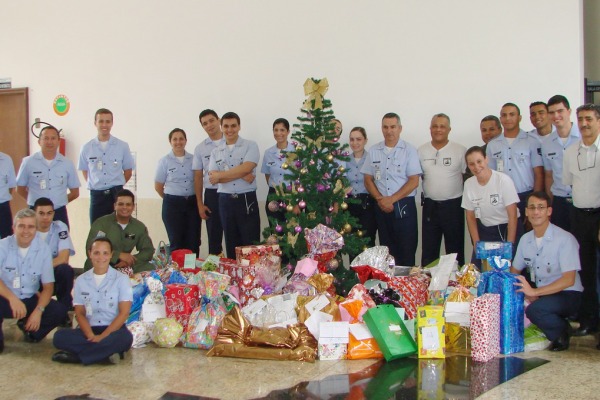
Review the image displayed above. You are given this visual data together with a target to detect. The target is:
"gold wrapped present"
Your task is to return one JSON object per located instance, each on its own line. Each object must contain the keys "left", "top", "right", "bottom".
{"left": 445, "top": 322, "right": 471, "bottom": 355}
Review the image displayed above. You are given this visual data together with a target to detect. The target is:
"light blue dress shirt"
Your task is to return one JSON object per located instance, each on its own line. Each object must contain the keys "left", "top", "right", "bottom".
{"left": 155, "top": 151, "right": 195, "bottom": 196}
{"left": 513, "top": 223, "right": 583, "bottom": 291}
{"left": 78, "top": 136, "right": 135, "bottom": 190}
{"left": 486, "top": 130, "right": 543, "bottom": 193}
{"left": 360, "top": 139, "right": 422, "bottom": 197}
{"left": 541, "top": 124, "right": 580, "bottom": 197}
{"left": 0, "top": 235, "right": 54, "bottom": 299}
{"left": 261, "top": 143, "right": 294, "bottom": 188}
{"left": 73, "top": 267, "right": 133, "bottom": 327}
{"left": 346, "top": 155, "right": 368, "bottom": 194}
{"left": 37, "top": 220, "right": 75, "bottom": 259}
{"left": 0, "top": 152, "right": 16, "bottom": 203}
{"left": 192, "top": 137, "right": 224, "bottom": 190}
{"left": 208, "top": 137, "right": 260, "bottom": 194}
{"left": 16, "top": 152, "right": 80, "bottom": 207}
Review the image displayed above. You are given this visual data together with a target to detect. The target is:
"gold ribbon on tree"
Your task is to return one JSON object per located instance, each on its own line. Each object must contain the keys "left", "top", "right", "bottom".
{"left": 303, "top": 78, "right": 329, "bottom": 110}
{"left": 306, "top": 136, "right": 324, "bottom": 150}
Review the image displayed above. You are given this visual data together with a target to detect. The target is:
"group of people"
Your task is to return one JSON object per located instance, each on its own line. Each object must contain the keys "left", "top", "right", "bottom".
{"left": 0, "top": 95, "right": 599, "bottom": 362}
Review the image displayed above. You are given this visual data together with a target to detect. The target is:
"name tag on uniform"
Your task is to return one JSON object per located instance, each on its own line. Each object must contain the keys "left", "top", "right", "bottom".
{"left": 13, "top": 276, "right": 20, "bottom": 289}
{"left": 474, "top": 207, "right": 481, "bottom": 219}
{"left": 125, "top": 233, "right": 136, "bottom": 239}
{"left": 39, "top": 179, "right": 47, "bottom": 190}
{"left": 97, "top": 160, "right": 103, "bottom": 170}
{"left": 85, "top": 300, "right": 93, "bottom": 317}
{"left": 497, "top": 159, "right": 504, "bottom": 172}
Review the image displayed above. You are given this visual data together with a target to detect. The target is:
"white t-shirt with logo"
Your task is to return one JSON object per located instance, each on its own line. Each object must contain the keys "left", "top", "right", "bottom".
{"left": 461, "top": 170, "right": 520, "bottom": 226}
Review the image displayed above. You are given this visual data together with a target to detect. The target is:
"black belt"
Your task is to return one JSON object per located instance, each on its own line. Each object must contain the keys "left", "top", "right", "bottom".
{"left": 576, "top": 207, "right": 600, "bottom": 213}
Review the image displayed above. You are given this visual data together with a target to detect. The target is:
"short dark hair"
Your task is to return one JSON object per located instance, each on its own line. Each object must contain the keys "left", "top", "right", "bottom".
{"left": 92, "top": 237, "right": 113, "bottom": 252}
{"left": 199, "top": 109, "right": 219, "bottom": 121}
{"left": 95, "top": 108, "right": 113, "bottom": 121}
{"left": 350, "top": 127, "right": 367, "bottom": 139}
{"left": 221, "top": 112, "right": 240, "bottom": 125}
{"left": 273, "top": 118, "right": 290, "bottom": 131}
{"left": 547, "top": 95, "right": 570, "bottom": 110}
{"left": 527, "top": 191, "right": 552, "bottom": 207}
{"left": 168, "top": 128, "right": 187, "bottom": 141}
{"left": 481, "top": 115, "right": 501, "bottom": 129}
{"left": 529, "top": 101, "right": 548, "bottom": 111}
{"left": 33, "top": 197, "right": 54, "bottom": 210}
{"left": 115, "top": 189, "right": 135, "bottom": 203}
{"left": 39, "top": 126, "right": 59, "bottom": 138}
{"left": 576, "top": 104, "right": 600, "bottom": 119}
{"left": 465, "top": 145, "right": 486, "bottom": 161}
{"left": 502, "top": 102, "right": 521, "bottom": 115}
{"left": 382, "top": 112, "right": 401, "bottom": 125}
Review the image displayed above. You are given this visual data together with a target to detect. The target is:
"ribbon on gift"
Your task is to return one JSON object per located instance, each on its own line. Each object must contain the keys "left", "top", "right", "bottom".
{"left": 303, "top": 78, "right": 329, "bottom": 110}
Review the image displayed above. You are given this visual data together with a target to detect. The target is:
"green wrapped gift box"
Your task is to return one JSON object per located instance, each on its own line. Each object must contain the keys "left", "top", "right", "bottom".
{"left": 364, "top": 304, "right": 418, "bottom": 361}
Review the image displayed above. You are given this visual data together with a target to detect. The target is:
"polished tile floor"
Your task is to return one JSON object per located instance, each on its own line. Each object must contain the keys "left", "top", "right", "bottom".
{"left": 1, "top": 319, "right": 599, "bottom": 400}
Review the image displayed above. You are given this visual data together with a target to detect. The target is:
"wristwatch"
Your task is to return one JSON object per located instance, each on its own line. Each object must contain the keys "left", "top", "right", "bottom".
{"left": 37, "top": 306, "right": 45, "bottom": 312}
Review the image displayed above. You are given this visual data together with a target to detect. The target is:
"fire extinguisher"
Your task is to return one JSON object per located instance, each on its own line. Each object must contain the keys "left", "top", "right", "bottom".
{"left": 30, "top": 120, "right": 66, "bottom": 156}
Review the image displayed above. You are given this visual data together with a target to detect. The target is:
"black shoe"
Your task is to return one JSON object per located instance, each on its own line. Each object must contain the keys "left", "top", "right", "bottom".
{"left": 58, "top": 316, "right": 72, "bottom": 328}
{"left": 572, "top": 325, "right": 599, "bottom": 337}
{"left": 0, "top": 339, "right": 4, "bottom": 354}
{"left": 52, "top": 351, "right": 81, "bottom": 364}
{"left": 16, "top": 319, "right": 41, "bottom": 343}
{"left": 550, "top": 332, "right": 570, "bottom": 352}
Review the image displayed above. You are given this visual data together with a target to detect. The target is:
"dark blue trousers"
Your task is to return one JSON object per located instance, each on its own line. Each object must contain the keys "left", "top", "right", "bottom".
{"left": 526, "top": 291, "right": 581, "bottom": 341}
{"left": 162, "top": 194, "right": 201, "bottom": 255}
{"left": 204, "top": 188, "right": 223, "bottom": 255}
{"left": 375, "top": 196, "right": 418, "bottom": 266}
{"left": 89, "top": 185, "right": 123, "bottom": 224}
{"left": 219, "top": 191, "right": 260, "bottom": 259}
{"left": 55, "top": 263, "right": 74, "bottom": 309}
{"left": 421, "top": 196, "right": 465, "bottom": 266}
{"left": 347, "top": 193, "right": 378, "bottom": 251}
{"left": 550, "top": 195, "right": 573, "bottom": 233}
{"left": 0, "top": 295, "right": 67, "bottom": 341}
{"left": 53, "top": 324, "right": 133, "bottom": 365}
{"left": 570, "top": 207, "right": 600, "bottom": 327}
{"left": 0, "top": 200, "right": 12, "bottom": 238}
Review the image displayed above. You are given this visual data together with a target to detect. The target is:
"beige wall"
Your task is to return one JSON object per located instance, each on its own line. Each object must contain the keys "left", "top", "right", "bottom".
{"left": 584, "top": 0, "right": 600, "bottom": 83}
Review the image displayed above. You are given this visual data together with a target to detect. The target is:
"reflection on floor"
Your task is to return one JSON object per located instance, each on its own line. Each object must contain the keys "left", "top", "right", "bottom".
{"left": 0, "top": 319, "right": 597, "bottom": 400}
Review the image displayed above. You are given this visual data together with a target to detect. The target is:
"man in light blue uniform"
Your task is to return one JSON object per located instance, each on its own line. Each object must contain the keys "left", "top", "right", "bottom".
{"left": 362, "top": 112, "right": 422, "bottom": 266}
{"left": 16, "top": 126, "right": 80, "bottom": 228}
{"left": 208, "top": 112, "right": 260, "bottom": 259}
{"left": 512, "top": 191, "right": 582, "bottom": 351}
{"left": 193, "top": 109, "right": 225, "bottom": 255}
{"left": 541, "top": 95, "right": 580, "bottom": 232}
{"left": 0, "top": 152, "right": 17, "bottom": 238}
{"left": 528, "top": 101, "right": 554, "bottom": 142}
{"left": 34, "top": 197, "right": 75, "bottom": 310}
{"left": 0, "top": 209, "right": 67, "bottom": 352}
{"left": 78, "top": 108, "right": 135, "bottom": 223}
{"left": 486, "top": 102, "right": 544, "bottom": 222}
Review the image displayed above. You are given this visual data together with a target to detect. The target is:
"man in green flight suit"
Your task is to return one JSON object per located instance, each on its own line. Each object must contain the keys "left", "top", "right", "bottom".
{"left": 85, "top": 189, "right": 154, "bottom": 274}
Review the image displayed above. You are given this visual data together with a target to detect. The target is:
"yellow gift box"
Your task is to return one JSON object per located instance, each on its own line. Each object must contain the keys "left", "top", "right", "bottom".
{"left": 416, "top": 306, "right": 446, "bottom": 358}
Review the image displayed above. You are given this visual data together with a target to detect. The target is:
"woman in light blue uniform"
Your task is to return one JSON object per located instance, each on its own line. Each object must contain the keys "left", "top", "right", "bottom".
{"left": 52, "top": 237, "right": 133, "bottom": 365}
{"left": 261, "top": 118, "right": 294, "bottom": 227}
{"left": 155, "top": 128, "right": 200, "bottom": 254}
{"left": 0, "top": 152, "right": 16, "bottom": 238}
{"left": 346, "top": 127, "right": 377, "bottom": 251}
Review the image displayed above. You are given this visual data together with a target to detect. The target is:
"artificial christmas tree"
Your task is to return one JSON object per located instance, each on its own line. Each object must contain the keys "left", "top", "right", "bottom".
{"left": 262, "top": 78, "right": 368, "bottom": 268}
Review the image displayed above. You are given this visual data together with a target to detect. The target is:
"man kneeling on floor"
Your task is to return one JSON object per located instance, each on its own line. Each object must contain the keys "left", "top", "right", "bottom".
{"left": 0, "top": 209, "right": 67, "bottom": 353}
{"left": 511, "top": 191, "right": 582, "bottom": 351}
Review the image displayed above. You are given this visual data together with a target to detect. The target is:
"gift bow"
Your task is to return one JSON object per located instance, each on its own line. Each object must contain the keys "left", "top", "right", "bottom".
{"left": 489, "top": 256, "right": 511, "bottom": 272}
{"left": 303, "top": 78, "right": 329, "bottom": 110}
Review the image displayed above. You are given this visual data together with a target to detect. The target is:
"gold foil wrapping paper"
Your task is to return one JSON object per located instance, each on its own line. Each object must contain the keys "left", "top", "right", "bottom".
{"left": 207, "top": 306, "right": 317, "bottom": 362}
{"left": 445, "top": 322, "right": 471, "bottom": 355}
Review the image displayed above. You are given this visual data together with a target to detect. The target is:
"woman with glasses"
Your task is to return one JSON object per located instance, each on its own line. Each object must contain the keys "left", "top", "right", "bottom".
{"left": 462, "top": 146, "right": 523, "bottom": 264}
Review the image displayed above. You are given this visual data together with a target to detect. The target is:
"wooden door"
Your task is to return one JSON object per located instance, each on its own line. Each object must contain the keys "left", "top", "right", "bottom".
{"left": 0, "top": 88, "right": 29, "bottom": 216}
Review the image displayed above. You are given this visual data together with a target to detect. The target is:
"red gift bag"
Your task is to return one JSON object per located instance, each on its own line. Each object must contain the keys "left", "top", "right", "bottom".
{"left": 164, "top": 284, "right": 200, "bottom": 330}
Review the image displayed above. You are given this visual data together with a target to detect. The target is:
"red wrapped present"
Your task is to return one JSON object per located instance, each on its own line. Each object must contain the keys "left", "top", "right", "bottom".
{"left": 470, "top": 293, "right": 500, "bottom": 363}
{"left": 164, "top": 284, "right": 200, "bottom": 330}
{"left": 387, "top": 273, "right": 430, "bottom": 320}
{"left": 217, "top": 258, "right": 259, "bottom": 307}
{"left": 235, "top": 244, "right": 281, "bottom": 271}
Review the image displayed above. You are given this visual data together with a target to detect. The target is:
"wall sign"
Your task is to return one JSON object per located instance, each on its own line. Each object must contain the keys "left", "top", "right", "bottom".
{"left": 53, "top": 94, "right": 70, "bottom": 116}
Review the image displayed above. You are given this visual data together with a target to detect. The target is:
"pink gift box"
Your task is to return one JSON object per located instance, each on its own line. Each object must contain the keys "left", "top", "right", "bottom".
{"left": 470, "top": 293, "right": 500, "bottom": 363}
{"left": 164, "top": 284, "right": 200, "bottom": 330}
{"left": 217, "top": 258, "right": 259, "bottom": 307}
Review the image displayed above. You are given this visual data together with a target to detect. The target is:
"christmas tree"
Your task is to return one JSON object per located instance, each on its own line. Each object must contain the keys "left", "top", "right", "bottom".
{"left": 263, "top": 78, "right": 368, "bottom": 268}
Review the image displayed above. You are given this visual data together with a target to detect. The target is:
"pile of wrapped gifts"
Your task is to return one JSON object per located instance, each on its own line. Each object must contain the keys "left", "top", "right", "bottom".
{"left": 124, "top": 234, "right": 536, "bottom": 364}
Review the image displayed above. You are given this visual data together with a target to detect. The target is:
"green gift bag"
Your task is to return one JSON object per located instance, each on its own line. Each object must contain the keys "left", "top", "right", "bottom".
{"left": 364, "top": 304, "right": 418, "bottom": 361}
